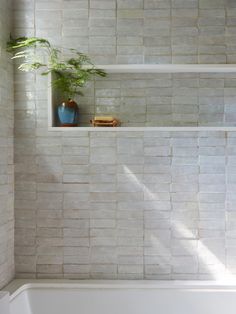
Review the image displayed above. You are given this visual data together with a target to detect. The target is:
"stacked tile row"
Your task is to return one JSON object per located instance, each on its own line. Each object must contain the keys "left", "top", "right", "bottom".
{"left": 13, "top": 0, "right": 236, "bottom": 64}
{"left": 0, "top": 0, "right": 14, "bottom": 289}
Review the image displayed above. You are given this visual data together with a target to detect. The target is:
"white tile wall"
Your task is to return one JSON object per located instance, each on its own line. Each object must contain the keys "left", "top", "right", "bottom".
{"left": 13, "top": 125, "right": 236, "bottom": 280}
{"left": 12, "top": 0, "right": 236, "bottom": 280}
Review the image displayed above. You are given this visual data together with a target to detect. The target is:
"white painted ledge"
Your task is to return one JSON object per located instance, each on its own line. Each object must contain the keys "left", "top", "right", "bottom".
{"left": 94, "top": 64, "right": 236, "bottom": 73}
{"left": 48, "top": 127, "right": 236, "bottom": 132}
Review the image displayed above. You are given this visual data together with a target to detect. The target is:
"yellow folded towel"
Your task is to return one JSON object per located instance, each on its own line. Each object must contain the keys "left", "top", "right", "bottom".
{"left": 94, "top": 116, "right": 114, "bottom": 122}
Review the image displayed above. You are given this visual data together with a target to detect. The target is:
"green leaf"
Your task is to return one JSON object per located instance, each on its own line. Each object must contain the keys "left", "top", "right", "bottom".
{"left": 7, "top": 35, "right": 107, "bottom": 99}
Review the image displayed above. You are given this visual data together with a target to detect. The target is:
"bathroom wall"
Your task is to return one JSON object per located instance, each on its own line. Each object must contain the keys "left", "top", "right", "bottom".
{"left": 0, "top": 0, "right": 14, "bottom": 288}
{"left": 13, "top": 0, "right": 236, "bottom": 280}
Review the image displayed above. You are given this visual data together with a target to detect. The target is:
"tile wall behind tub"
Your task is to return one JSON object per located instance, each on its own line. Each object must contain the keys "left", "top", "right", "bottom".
{"left": 14, "top": 124, "right": 236, "bottom": 280}
{"left": 0, "top": 0, "right": 14, "bottom": 288}
{"left": 12, "top": 0, "right": 236, "bottom": 280}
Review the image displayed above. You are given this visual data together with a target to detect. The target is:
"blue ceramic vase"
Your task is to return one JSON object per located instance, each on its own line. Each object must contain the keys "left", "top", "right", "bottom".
{"left": 57, "top": 99, "right": 79, "bottom": 127}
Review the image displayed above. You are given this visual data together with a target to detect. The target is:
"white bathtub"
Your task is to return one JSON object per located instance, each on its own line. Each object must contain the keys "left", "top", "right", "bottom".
{"left": 5, "top": 280, "right": 236, "bottom": 314}
{"left": 0, "top": 292, "right": 9, "bottom": 314}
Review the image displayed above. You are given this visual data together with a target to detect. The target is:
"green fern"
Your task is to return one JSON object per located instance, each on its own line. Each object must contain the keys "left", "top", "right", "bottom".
{"left": 7, "top": 36, "right": 106, "bottom": 99}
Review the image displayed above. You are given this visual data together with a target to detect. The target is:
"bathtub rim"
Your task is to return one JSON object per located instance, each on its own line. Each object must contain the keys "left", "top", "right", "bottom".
{"left": 5, "top": 279, "right": 236, "bottom": 301}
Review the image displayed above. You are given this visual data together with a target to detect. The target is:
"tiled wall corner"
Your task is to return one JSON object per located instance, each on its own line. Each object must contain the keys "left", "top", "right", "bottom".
{"left": 0, "top": 0, "right": 14, "bottom": 288}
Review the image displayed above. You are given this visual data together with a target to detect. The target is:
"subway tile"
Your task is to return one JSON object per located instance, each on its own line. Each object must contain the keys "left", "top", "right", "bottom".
{"left": 12, "top": 0, "right": 236, "bottom": 283}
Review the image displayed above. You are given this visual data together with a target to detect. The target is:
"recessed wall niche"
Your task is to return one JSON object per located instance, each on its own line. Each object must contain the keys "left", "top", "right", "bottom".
{"left": 49, "top": 70, "right": 236, "bottom": 128}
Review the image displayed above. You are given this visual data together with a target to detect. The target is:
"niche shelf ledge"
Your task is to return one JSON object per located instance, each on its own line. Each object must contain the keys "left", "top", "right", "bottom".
{"left": 48, "top": 127, "right": 236, "bottom": 132}
{"left": 93, "top": 64, "right": 236, "bottom": 73}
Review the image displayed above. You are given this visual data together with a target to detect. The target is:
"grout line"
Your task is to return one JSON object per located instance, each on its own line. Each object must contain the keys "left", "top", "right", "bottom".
{"left": 225, "top": 131, "right": 228, "bottom": 275}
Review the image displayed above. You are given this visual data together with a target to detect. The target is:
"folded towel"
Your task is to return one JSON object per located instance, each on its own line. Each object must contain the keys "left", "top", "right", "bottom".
{"left": 94, "top": 116, "right": 114, "bottom": 122}
{"left": 90, "top": 118, "right": 121, "bottom": 127}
